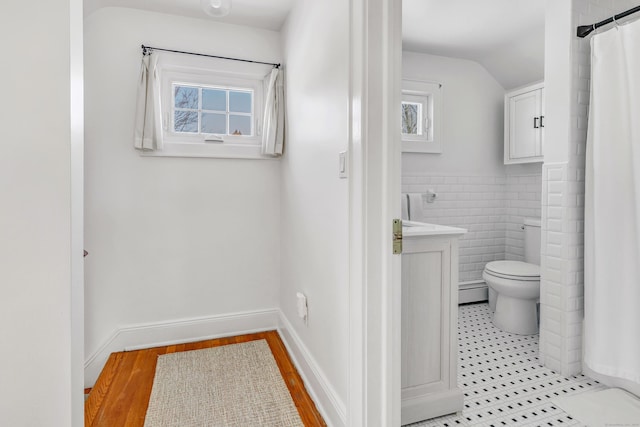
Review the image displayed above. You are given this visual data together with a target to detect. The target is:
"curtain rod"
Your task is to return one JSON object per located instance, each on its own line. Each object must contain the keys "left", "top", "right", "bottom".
{"left": 577, "top": 5, "right": 640, "bottom": 37}
{"left": 140, "top": 44, "right": 280, "bottom": 68}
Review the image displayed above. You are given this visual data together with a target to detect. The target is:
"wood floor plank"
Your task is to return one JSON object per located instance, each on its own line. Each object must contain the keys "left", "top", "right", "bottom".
{"left": 84, "top": 352, "right": 124, "bottom": 427}
{"left": 85, "top": 331, "right": 326, "bottom": 427}
{"left": 266, "top": 333, "right": 327, "bottom": 427}
{"left": 122, "top": 347, "right": 167, "bottom": 426}
{"left": 90, "top": 348, "right": 141, "bottom": 426}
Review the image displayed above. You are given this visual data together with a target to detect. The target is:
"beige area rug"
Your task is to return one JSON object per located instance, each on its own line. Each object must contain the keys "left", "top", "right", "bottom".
{"left": 553, "top": 388, "right": 640, "bottom": 427}
{"left": 143, "top": 339, "right": 304, "bottom": 427}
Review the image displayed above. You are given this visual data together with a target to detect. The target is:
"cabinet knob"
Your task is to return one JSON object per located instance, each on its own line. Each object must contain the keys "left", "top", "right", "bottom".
{"left": 540, "top": 115, "right": 545, "bottom": 128}
{"left": 533, "top": 117, "right": 539, "bottom": 129}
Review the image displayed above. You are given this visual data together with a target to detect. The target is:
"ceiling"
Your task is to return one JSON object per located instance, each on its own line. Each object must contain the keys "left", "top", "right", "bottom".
{"left": 84, "top": 0, "right": 296, "bottom": 31}
{"left": 403, "top": 0, "right": 546, "bottom": 89}
{"left": 84, "top": 0, "right": 544, "bottom": 88}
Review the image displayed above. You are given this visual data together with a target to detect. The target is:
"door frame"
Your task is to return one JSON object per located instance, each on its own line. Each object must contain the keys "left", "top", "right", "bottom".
{"left": 348, "top": 0, "right": 402, "bottom": 425}
{"left": 70, "top": 0, "right": 85, "bottom": 424}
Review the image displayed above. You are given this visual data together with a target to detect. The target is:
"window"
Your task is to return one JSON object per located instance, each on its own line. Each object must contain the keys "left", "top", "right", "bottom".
{"left": 401, "top": 98, "right": 428, "bottom": 139}
{"left": 142, "top": 54, "right": 272, "bottom": 159}
{"left": 172, "top": 85, "right": 254, "bottom": 137}
{"left": 401, "top": 79, "right": 442, "bottom": 154}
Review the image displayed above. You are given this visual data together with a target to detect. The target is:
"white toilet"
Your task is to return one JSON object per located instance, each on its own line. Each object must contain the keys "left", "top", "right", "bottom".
{"left": 483, "top": 218, "right": 541, "bottom": 335}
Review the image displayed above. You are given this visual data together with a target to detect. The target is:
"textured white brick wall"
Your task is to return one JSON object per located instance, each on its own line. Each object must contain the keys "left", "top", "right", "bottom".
{"left": 402, "top": 174, "right": 506, "bottom": 282}
{"left": 402, "top": 170, "right": 542, "bottom": 282}
{"left": 505, "top": 173, "right": 543, "bottom": 261}
{"left": 539, "top": 0, "right": 639, "bottom": 376}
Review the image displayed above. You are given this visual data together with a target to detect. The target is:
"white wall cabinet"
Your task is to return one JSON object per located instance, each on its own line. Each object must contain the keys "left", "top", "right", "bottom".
{"left": 401, "top": 228, "right": 465, "bottom": 424}
{"left": 504, "top": 82, "right": 545, "bottom": 164}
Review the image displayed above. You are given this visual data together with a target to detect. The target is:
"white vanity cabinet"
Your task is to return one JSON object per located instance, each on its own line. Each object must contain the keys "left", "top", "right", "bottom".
{"left": 504, "top": 82, "right": 545, "bottom": 164}
{"left": 401, "top": 222, "right": 466, "bottom": 425}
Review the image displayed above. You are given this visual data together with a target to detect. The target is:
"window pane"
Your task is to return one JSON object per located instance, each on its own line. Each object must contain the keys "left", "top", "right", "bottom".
{"left": 202, "top": 89, "right": 226, "bottom": 111}
{"left": 174, "top": 86, "right": 199, "bottom": 109}
{"left": 174, "top": 111, "right": 198, "bottom": 132}
{"left": 229, "top": 91, "right": 252, "bottom": 113}
{"left": 229, "top": 115, "right": 252, "bottom": 136}
{"left": 201, "top": 113, "right": 226, "bottom": 134}
{"left": 401, "top": 103, "right": 419, "bottom": 135}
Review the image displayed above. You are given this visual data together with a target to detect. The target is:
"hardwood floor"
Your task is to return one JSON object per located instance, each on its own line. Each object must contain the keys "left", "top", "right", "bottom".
{"left": 85, "top": 331, "right": 326, "bottom": 427}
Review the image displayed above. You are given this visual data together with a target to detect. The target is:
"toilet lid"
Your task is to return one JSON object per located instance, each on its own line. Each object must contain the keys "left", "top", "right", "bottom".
{"left": 485, "top": 260, "right": 540, "bottom": 281}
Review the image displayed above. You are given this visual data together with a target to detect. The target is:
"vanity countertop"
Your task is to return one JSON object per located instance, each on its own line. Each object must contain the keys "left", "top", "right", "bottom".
{"left": 402, "top": 220, "right": 467, "bottom": 237}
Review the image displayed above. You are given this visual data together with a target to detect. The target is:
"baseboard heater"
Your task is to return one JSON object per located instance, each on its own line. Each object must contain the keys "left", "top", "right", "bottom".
{"left": 459, "top": 280, "right": 488, "bottom": 304}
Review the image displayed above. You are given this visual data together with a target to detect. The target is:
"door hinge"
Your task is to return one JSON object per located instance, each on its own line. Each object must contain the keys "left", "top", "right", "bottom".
{"left": 393, "top": 219, "right": 403, "bottom": 254}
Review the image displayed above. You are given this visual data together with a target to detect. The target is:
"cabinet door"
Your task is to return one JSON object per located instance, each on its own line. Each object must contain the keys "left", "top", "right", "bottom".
{"left": 539, "top": 87, "right": 545, "bottom": 156}
{"left": 401, "top": 237, "right": 452, "bottom": 397}
{"left": 509, "top": 89, "right": 541, "bottom": 160}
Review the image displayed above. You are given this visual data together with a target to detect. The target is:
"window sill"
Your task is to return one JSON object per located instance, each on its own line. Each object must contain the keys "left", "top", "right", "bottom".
{"left": 402, "top": 140, "right": 442, "bottom": 154}
{"left": 139, "top": 142, "right": 280, "bottom": 160}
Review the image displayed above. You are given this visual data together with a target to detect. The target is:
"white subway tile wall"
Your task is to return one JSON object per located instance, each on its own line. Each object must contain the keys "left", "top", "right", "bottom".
{"left": 505, "top": 173, "right": 543, "bottom": 262}
{"left": 402, "top": 171, "right": 542, "bottom": 283}
{"left": 539, "top": 0, "right": 639, "bottom": 377}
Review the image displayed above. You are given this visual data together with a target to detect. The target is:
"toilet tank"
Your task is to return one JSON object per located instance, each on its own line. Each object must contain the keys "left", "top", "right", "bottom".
{"left": 524, "top": 218, "right": 541, "bottom": 265}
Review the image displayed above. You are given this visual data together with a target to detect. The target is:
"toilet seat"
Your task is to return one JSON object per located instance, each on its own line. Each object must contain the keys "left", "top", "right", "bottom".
{"left": 484, "top": 260, "right": 539, "bottom": 281}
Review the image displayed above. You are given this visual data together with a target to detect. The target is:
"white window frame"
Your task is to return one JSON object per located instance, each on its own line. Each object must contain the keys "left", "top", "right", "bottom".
{"left": 401, "top": 79, "right": 443, "bottom": 154}
{"left": 142, "top": 55, "right": 275, "bottom": 160}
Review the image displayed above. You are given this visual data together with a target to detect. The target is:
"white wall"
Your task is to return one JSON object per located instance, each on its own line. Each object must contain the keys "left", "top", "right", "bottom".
{"left": 402, "top": 52, "right": 506, "bottom": 176}
{"left": 280, "top": 0, "right": 350, "bottom": 419}
{"left": 84, "top": 8, "right": 282, "bottom": 377}
{"left": 0, "top": 0, "right": 76, "bottom": 424}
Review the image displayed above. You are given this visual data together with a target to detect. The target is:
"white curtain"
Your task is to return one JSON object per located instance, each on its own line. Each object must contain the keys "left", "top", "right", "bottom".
{"left": 134, "top": 53, "right": 163, "bottom": 151}
{"left": 262, "top": 68, "right": 284, "bottom": 156}
{"left": 585, "top": 19, "right": 640, "bottom": 387}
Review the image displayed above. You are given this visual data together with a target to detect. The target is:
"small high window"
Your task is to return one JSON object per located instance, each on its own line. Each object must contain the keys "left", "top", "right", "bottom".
{"left": 401, "top": 100, "right": 426, "bottom": 138}
{"left": 172, "top": 84, "right": 254, "bottom": 136}
{"left": 401, "top": 80, "right": 442, "bottom": 154}
{"left": 147, "top": 56, "right": 268, "bottom": 159}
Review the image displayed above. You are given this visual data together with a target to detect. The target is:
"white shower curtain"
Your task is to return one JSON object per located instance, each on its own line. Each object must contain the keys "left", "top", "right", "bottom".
{"left": 585, "top": 19, "right": 640, "bottom": 387}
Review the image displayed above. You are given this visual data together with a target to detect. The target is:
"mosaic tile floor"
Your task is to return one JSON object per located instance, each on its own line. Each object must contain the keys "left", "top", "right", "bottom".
{"left": 407, "top": 303, "right": 604, "bottom": 427}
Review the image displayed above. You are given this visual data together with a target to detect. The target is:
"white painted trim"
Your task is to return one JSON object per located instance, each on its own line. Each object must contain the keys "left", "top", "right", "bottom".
{"left": 348, "top": 0, "right": 365, "bottom": 424}
{"left": 348, "top": 0, "right": 403, "bottom": 425}
{"left": 458, "top": 279, "right": 486, "bottom": 289}
{"left": 69, "top": 0, "right": 84, "bottom": 424}
{"left": 277, "top": 313, "right": 347, "bottom": 427}
{"left": 348, "top": 0, "right": 402, "bottom": 427}
{"left": 84, "top": 308, "right": 279, "bottom": 387}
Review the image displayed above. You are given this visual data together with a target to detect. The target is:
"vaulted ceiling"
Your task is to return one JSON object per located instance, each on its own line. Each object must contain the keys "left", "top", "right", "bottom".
{"left": 403, "top": 0, "right": 546, "bottom": 89}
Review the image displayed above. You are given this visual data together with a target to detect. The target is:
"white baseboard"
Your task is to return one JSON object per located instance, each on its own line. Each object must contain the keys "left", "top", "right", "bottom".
{"left": 277, "top": 313, "right": 347, "bottom": 427}
{"left": 84, "top": 308, "right": 280, "bottom": 388}
{"left": 459, "top": 280, "right": 488, "bottom": 304}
